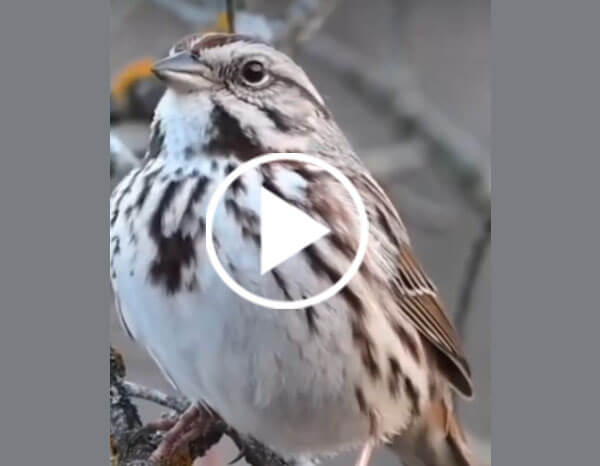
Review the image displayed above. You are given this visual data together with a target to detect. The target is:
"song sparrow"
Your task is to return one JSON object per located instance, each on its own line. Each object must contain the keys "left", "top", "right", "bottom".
{"left": 110, "top": 33, "right": 478, "bottom": 466}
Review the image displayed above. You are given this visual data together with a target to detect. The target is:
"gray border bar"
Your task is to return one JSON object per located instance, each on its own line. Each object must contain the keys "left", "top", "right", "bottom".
{"left": 493, "top": 1, "right": 600, "bottom": 464}
{"left": 1, "top": 0, "right": 600, "bottom": 464}
{"left": 0, "top": 1, "right": 109, "bottom": 463}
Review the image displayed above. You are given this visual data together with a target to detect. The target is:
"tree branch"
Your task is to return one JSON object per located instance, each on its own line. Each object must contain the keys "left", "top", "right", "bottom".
{"left": 111, "top": 347, "right": 291, "bottom": 466}
{"left": 123, "top": 381, "right": 189, "bottom": 413}
{"left": 111, "top": 347, "right": 163, "bottom": 466}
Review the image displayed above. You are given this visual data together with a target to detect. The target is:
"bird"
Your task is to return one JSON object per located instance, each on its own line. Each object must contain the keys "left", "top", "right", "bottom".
{"left": 110, "top": 32, "right": 479, "bottom": 466}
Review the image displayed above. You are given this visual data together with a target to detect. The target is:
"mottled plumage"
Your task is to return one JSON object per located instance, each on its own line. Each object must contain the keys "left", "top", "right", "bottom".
{"left": 110, "top": 33, "right": 477, "bottom": 466}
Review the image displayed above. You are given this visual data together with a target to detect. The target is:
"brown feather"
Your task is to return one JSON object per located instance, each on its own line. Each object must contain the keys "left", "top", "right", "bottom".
{"left": 360, "top": 172, "right": 473, "bottom": 397}
{"left": 395, "top": 247, "right": 473, "bottom": 398}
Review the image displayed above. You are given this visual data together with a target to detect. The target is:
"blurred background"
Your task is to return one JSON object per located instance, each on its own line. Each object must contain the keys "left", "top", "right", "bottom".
{"left": 110, "top": 1, "right": 490, "bottom": 465}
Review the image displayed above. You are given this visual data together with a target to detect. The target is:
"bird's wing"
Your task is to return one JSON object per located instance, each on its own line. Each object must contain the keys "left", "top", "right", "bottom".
{"left": 264, "top": 161, "right": 473, "bottom": 396}
{"left": 356, "top": 172, "right": 473, "bottom": 398}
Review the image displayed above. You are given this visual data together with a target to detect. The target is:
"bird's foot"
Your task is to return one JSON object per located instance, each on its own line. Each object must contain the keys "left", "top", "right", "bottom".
{"left": 148, "top": 404, "right": 210, "bottom": 462}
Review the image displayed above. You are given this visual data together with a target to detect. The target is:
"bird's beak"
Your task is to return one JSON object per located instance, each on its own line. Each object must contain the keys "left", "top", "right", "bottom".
{"left": 151, "top": 52, "right": 214, "bottom": 88}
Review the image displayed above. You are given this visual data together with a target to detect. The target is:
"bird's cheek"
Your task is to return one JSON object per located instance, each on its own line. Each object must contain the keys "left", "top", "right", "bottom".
{"left": 279, "top": 98, "right": 314, "bottom": 121}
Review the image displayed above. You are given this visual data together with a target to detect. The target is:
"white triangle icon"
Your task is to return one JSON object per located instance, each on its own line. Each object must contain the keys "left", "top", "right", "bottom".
{"left": 260, "top": 188, "right": 330, "bottom": 275}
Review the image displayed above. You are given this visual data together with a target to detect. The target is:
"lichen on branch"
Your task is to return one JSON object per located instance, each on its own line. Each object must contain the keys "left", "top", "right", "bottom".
{"left": 110, "top": 346, "right": 290, "bottom": 466}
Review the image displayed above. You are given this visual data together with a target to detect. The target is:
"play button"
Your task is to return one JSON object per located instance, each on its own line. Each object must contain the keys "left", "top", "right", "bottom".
{"left": 260, "top": 188, "right": 331, "bottom": 275}
{"left": 205, "top": 153, "right": 369, "bottom": 310}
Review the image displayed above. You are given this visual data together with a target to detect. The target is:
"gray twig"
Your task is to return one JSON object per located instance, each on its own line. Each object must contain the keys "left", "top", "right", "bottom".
{"left": 455, "top": 216, "right": 491, "bottom": 335}
{"left": 361, "top": 142, "right": 426, "bottom": 181}
{"left": 123, "top": 380, "right": 190, "bottom": 413}
{"left": 226, "top": 0, "right": 236, "bottom": 33}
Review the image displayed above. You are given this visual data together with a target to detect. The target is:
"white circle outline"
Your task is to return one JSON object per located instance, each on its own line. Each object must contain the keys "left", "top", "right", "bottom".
{"left": 205, "top": 153, "right": 369, "bottom": 310}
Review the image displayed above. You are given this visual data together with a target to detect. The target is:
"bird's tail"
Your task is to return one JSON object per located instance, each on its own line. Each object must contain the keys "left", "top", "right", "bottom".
{"left": 392, "top": 398, "right": 482, "bottom": 466}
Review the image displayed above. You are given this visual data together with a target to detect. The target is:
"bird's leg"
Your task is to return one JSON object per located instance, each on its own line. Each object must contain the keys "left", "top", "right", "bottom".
{"left": 149, "top": 404, "right": 209, "bottom": 462}
{"left": 355, "top": 438, "right": 377, "bottom": 466}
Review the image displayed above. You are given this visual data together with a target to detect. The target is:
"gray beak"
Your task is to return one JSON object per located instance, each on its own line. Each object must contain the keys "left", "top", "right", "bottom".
{"left": 151, "top": 52, "right": 213, "bottom": 84}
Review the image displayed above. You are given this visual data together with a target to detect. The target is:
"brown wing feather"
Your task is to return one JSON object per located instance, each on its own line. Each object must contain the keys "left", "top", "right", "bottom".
{"left": 359, "top": 172, "right": 473, "bottom": 398}
{"left": 395, "top": 247, "right": 473, "bottom": 397}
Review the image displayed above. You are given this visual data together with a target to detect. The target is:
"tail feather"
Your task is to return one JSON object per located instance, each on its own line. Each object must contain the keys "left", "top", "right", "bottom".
{"left": 441, "top": 410, "right": 478, "bottom": 466}
{"left": 390, "top": 399, "right": 482, "bottom": 466}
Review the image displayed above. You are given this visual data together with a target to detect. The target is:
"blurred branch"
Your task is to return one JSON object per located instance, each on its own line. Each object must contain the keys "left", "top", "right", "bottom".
{"left": 300, "top": 34, "right": 491, "bottom": 216}
{"left": 111, "top": 347, "right": 163, "bottom": 466}
{"left": 274, "top": 0, "right": 343, "bottom": 53}
{"left": 393, "top": 186, "right": 458, "bottom": 235}
{"left": 151, "top": 0, "right": 218, "bottom": 26}
{"left": 111, "top": 347, "right": 143, "bottom": 435}
{"left": 111, "top": 0, "right": 147, "bottom": 33}
{"left": 455, "top": 215, "right": 491, "bottom": 336}
{"left": 149, "top": 0, "right": 342, "bottom": 52}
{"left": 111, "top": 347, "right": 290, "bottom": 466}
{"left": 361, "top": 142, "right": 425, "bottom": 181}
{"left": 123, "top": 381, "right": 189, "bottom": 413}
{"left": 226, "top": 0, "right": 236, "bottom": 33}
{"left": 111, "top": 131, "right": 141, "bottom": 183}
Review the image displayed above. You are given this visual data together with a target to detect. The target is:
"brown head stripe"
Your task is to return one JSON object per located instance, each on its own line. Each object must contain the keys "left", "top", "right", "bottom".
{"left": 191, "top": 33, "right": 267, "bottom": 52}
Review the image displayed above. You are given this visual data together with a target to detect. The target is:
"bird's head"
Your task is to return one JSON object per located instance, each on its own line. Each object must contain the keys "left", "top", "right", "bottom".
{"left": 149, "top": 33, "right": 346, "bottom": 162}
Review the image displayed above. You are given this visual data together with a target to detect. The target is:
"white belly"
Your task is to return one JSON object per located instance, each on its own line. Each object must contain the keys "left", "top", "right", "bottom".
{"left": 119, "top": 274, "right": 373, "bottom": 453}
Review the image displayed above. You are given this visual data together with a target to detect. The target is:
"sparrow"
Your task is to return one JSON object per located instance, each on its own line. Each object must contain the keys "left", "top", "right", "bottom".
{"left": 110, "top": 32, "right": 479, "bottom": 466}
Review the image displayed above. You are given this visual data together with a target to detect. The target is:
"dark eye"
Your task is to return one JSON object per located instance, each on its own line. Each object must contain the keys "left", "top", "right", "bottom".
{"left": 241, "top": 60, "right": 267, "bottom": 85}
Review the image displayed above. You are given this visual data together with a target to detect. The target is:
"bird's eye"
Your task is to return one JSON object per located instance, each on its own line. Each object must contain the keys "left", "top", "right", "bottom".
{"left": 241, "top": 61, "right": 268, "bottom": 86}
